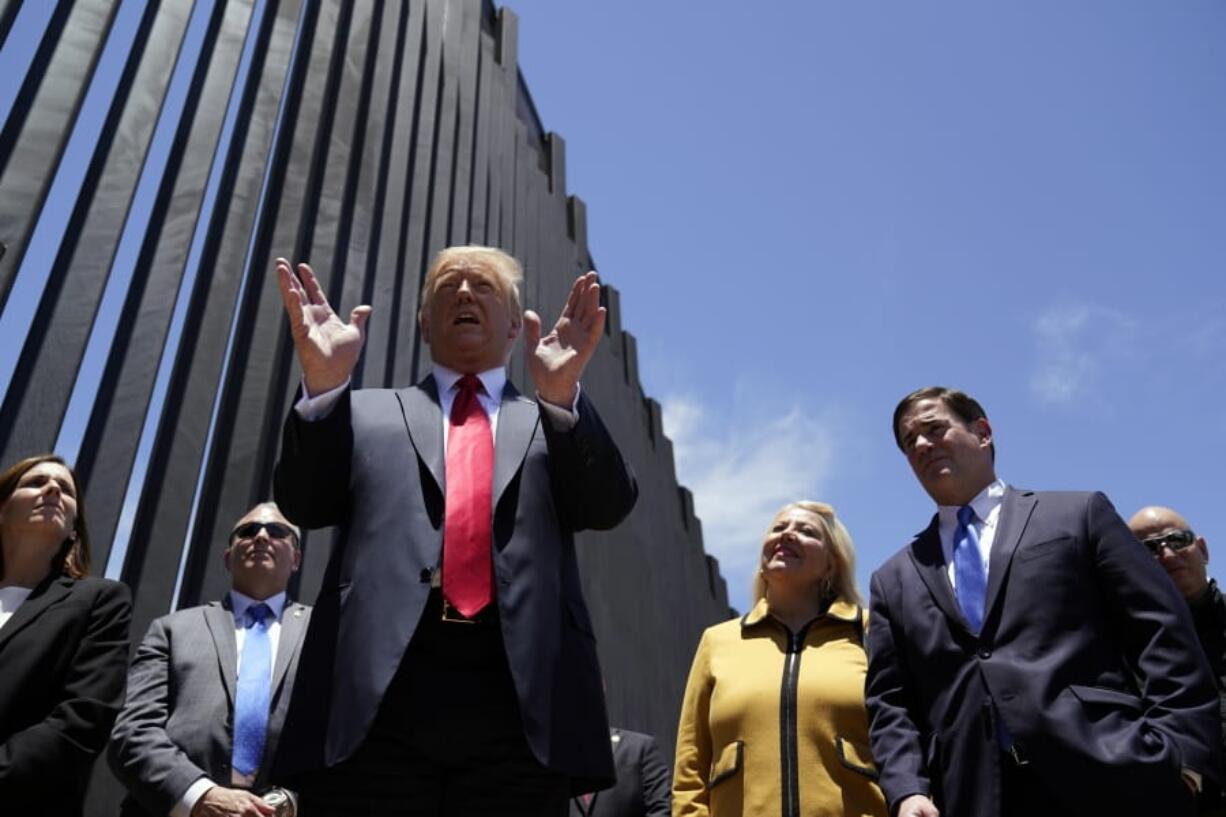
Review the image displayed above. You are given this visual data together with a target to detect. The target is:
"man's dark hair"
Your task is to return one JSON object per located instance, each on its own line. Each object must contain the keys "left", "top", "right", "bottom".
{"left": 892, "top": 386, "right": 994, "bottom": 460}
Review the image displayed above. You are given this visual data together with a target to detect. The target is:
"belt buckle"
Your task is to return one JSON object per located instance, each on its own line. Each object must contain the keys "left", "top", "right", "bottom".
{"left": 441, "top": 598, "right": 478, "bottom": 624}
{"left": 1008, "top": 744, "right": 1030, "bottom": 767}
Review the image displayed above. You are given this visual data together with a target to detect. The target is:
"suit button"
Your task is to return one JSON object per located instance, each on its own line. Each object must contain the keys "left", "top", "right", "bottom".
{"left": 419, "top": 568, "right": 432, "bottom": 584}
{"left": 978, "top": 648, "right": 991, "bottom": 659}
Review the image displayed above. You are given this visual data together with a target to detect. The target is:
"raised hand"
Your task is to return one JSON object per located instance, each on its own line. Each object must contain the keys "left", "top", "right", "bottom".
{"left": 523, "top": 271, "right": 606, "bottom": 407}
{"left": 275, "top": 258, "right": 372, "bottom": 396}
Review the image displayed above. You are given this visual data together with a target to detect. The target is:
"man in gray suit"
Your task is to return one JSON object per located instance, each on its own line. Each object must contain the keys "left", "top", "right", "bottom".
{"left": 109, "top": 502, "right": 310, "bottom": 817}
{"left": 271, "top": 245, "right": 636, "bottom": 815}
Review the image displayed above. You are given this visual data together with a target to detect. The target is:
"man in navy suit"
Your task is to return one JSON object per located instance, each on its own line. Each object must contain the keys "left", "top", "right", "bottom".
{"left": 569, "top": 728, "right": 670, "bottom": 817}
{"left": 866, "top": 386, "right": 1220, "bottom": 817}
{"left": 271, "top": 246, "right": 637, "bottom": 816}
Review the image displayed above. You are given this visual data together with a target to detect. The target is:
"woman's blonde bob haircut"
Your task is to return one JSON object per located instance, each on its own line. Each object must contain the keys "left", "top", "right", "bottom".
{"left": 418, "top": 245, "right": 524, "bottom": 318}
{"left": 751, "top": 500, "right": 863, "bottom": 607}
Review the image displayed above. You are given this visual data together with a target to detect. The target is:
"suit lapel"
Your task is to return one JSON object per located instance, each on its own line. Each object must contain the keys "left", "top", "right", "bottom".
{"left": 396, "top": 376, "right": 445, "bottom": 493}
{"left": 0, "top": 575, "right": 72, "bottom": 652}
{"left": 907, "top": 517, "right": 972, "bottom": 634}
{"left": 271, "top": 602, "right": 308, "bottom": 698}
{"left": 493, "top": 382, "right": 540, "bottom": 507}
{"left": 982, "top": 487, "right": 1038, "bottom": 625}
{"left": 204, "top": 601, "right": 238, "bottom": 705}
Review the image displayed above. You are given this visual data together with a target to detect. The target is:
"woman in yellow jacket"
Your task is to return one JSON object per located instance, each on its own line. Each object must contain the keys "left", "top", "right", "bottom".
{"left": 673, "top": 500, "right": 886, "bottom": 817}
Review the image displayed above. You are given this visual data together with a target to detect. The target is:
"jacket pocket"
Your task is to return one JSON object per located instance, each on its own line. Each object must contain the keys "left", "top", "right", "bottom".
{"left": 835, "top": 735, "right": 880, "bottom": 781}
{"left": 1068, "top": 684, "right": 1145, "bottom": 713}
{"left": 1016, "top": 535, "right": 1073, "bottom": 562}
{"left": 708, "top": 740, "right": 744, "bottom": 789}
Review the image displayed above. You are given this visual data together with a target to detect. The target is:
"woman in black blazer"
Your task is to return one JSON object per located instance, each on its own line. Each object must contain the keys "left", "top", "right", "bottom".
{"left": 0, "top": 454, "right": 132, "bottom": 816}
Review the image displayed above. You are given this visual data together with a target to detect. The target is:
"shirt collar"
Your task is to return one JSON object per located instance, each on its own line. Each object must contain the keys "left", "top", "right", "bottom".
{"left": 741, "top": 596, "right": 861, "bottom": 629}
{"left": 938, "top": 477, "right": 1007, "bottom": 524}
{"left": 229, "top": 589, "right": 287, "bottom": 623}
{"left": 432, "top": 364, "right": 506, "bottom": 402}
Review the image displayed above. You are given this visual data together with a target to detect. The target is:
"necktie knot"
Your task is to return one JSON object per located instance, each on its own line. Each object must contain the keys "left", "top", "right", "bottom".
{"left": 957, "top": 504, "right": 976, "bottom": 527}
{"left": 245, "top": 603, "right": 271, "bottom": 629}
{"left": 457, "top": 374, "right": 483, "bottom": 396}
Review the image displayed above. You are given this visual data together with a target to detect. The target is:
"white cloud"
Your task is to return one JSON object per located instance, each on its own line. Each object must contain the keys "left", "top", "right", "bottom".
{"left": 1029, "top": 303, "right": 1136, "bottom": 405}
{"left": 661, "top": 395, "right": 837, "bottom": 603}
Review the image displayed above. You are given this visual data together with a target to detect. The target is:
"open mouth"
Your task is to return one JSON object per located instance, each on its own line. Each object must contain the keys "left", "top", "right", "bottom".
{"left": 770, "top": 543, "right": 800, "bottom": 560}
{"left": 452, "top": 310, "right": 480, "bottom": 325}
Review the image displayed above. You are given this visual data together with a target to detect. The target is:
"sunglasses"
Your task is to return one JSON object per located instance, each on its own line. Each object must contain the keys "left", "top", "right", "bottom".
{"left": 1140, "top": 529, "right": 1197, "bottom": 555}
{"left": 230, "top": 521, "right": 297, "bottom": 544}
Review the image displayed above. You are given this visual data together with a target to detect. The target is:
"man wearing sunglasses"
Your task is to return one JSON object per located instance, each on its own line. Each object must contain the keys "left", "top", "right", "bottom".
{"left": 110, "top": 502, "right": 310, "bottom": 817}
{"left": 1130, "top": 506, "right": 1226, "bottom": 815}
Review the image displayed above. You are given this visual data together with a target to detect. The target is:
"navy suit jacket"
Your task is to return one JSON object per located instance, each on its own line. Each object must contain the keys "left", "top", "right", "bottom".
{"left": 866, "top": 488, "right": 1221, "bottom": 817}
{"left": 272, "top": 376, "right": 637, "bottom": 792}
{"left": 569, "top": 729, "right": 670, "bottom": 817}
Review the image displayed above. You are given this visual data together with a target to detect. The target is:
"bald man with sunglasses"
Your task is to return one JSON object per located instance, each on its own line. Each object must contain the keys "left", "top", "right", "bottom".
{"left": 1130, "top": 507, "right": 1226, "bottom": 815}
{"left": 110, "top": 503, "right": 311, "bottom": 817}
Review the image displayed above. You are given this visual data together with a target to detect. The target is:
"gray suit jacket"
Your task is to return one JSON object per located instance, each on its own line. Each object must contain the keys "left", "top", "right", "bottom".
{"left": 272, "top": 377, "right": 637, "bottom": 793}
{"left": 108, "top": 599, "right": 310, "bottom": 817}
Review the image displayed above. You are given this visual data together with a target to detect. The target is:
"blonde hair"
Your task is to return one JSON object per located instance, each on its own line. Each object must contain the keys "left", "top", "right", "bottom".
{"left": 419, "top": 245, "right": 523, "bottom": 318}
{"left": 751, "top": 500, "right": 863, "bottom": 607}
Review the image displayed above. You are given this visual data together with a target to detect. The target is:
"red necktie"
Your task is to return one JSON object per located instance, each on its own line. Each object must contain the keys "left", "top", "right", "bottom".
{"left": 443, "top": 375, "right": 494, "bottom": 616}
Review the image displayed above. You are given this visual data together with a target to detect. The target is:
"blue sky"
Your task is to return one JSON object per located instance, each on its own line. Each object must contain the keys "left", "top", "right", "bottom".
{"left": 512, "top": 0, "right": 1226, "bottom": 611}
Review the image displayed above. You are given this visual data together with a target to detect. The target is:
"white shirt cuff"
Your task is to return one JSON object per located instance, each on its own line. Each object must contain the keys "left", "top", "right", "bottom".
{"left": 536, "top": 384, "right": 581, "bottom": 431}
{"left": 293, "top": 378, "right": 349, "bottom": 421}
{"left": 1182, "top": 767, "right": 1202, "bottom": 793}
{"left": 173, "top": 777, "right": 215, "bottom": 817}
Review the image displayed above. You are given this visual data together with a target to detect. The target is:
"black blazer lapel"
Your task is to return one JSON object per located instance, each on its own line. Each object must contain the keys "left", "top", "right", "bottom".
{"left": 396, "top": 376, "right": 445, "bottom": 493}
{"left": 982, "top": 487, "right": 1038, "bottom": 625}
{"left": 0, "top": 575, "right": 72, "bottom": 652}
{"left": 271, "top": 602, "right": 308, "bottom": 698}
{"left": 204, "top": 602, "right": 238, "bottom": 705}
{"left": 907, "top": 517, "right": 972, "bottom": 634}
{"left": 493, "top": 382, "right": 540, "bottom": 507}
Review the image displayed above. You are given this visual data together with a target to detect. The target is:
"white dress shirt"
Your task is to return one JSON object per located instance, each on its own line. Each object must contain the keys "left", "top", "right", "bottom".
{"left": 937, "top": 478, "right": 1006, "bottom": 590}
{"left": 174, "top": 590, "right": 290, "bottom": 817}
{"left": 0, "top": 585, "right": 33, "bottom": 630}
{"left": 293, "top": 366, "right": 580, "bottom": 434}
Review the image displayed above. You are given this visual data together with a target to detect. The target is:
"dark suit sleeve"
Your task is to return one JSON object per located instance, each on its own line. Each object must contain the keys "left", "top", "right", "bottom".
{"left": 274, "top": 387, "right": 354, "bottom": 528}
{"left": 0, "top": 580, "right": 131, "bottom": 793}
{"left": 1088, "top": 492, "right": 1223, "bottom": 781}
{"left": 540, "top": 392, "right": 637, "bottom": 531}
{"left": 638, "top": 735, "right": 672, "bottom": 817}
{"left": 109, "top": 616, "right": 213, "bottom": 815}
{"left": 865, "top": 568, "right": 931, "bottom": 812}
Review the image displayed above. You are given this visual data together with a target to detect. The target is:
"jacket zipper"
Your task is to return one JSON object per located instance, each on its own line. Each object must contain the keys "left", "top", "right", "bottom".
{"left": 779, "top": 624, "right": 809, "bottom": 817}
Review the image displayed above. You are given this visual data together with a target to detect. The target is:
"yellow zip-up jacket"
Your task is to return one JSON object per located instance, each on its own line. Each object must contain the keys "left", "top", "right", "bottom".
{"left": 673, "top": 598, "right": 886, "bottom": 817}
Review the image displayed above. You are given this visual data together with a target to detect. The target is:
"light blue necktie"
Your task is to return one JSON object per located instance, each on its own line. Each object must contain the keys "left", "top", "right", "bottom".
{"left": 953, "top": 505, "right": 987, "bottom": 633}
{"left": 232, "top": 602, "right": 272, "bottom": 777}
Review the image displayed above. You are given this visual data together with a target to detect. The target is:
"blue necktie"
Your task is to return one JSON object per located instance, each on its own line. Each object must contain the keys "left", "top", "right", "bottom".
{"left": 232, "top": 603, "right": 272, "bottom": 777}
{"left": 953, "top": 505, "right": 987, "bottom": 633}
